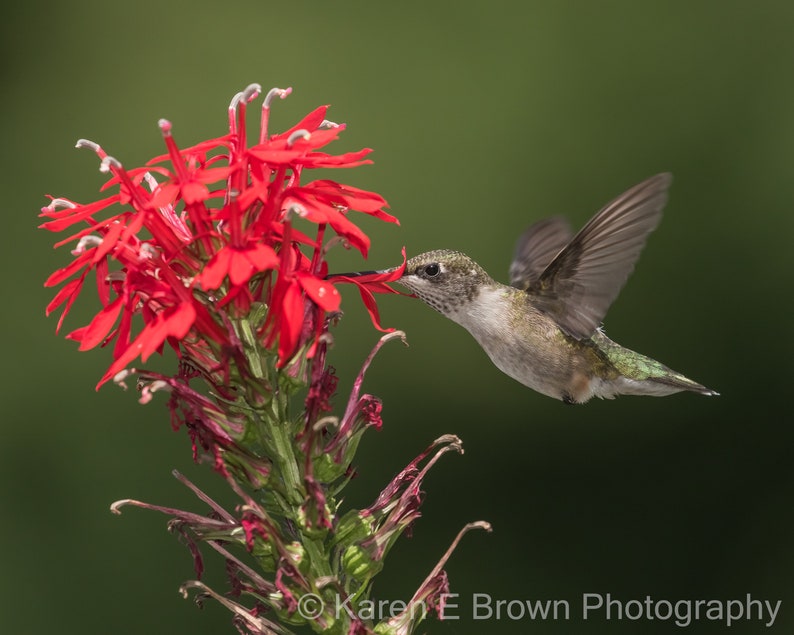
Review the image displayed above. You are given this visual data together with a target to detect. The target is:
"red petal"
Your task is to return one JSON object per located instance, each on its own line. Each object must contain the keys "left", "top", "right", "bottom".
{"left": 286, "top": 126, "right": 341, "bottom": 151}
{"left": 38, "top": 196, "right": 120, "bottom": 232}
{"left": 264, "top": 222, "right": 316, "bottom": 248}
{"left": 227, "top": 249, "right": 255, "bottom": 286}
{"left": 280, "top": 105, "right": 329, "bottom": 139}
{"left": 286, "top": 194, "right": 371, "bottom": 256}
{"left": 355, "top": 284, "right": 392, "bottom": 332}
{"left": 65, "top": 325, "right": 88, "bottom": 343}
{"left": 199, "top": 243, "right": 278, "bottom": 289}
{"left": 182, "top": 181, "right": 210, "bottom": 205}
{"left": 146, "top": 135, "right": 233, "bottom": 166}
{"left": 44, "top": 252, "right": 92, "bottom": 287}
{"left": 79, "top": 296, "right": 123, "bottom": 351}
{"left": 277, "top": 282, "right": 305, "bottom": 365}
{"left": 247, "top": 148, "right": 305, "bottom": 164}
{"left": 303, "top": 180, "right": 389, "bottom": 213}
{"left": 99, "top": 302, "right": 196, "bottom": 387}
{"left": 93, "top": 221, "right": 124, "bottom": 263}
{"left": 143, "top": 303, "right": 197, "bottom": 357}
{"left": 304, "top": 148, "right": 373, "bottom": 168}
{"left": 55, "top": 275, "right": 88, "bottom": 334}
{"left": 113, "top": 307, "right": 133, "bottom": 360}
{"left": 243, "top": 243, "right": 279, "bottom": 275}
{"left": 46, "top": 278, "right": 82, "bottom": 316}
{"left": 225, "top": 242, "right": 278, "bottom": 287}
{"left": 336, "top": 247, "right": 407, "bottom": 289}
{"left": 325, "top": 212, "right": 370, "bottom": 256}
{"left": 95, "top": 258, "right": 110, "bottom": 306}
{"left": 150, "top": 182, "right": 180, "bottom": 209}
{"left": 198, "top": 248, "right": 232, "bottom": 290}
{"left": 298, "top": 275, "right": 341, "bottom": 312}
{"left": 196, "top": 165, "right": 234, "bottom": 184}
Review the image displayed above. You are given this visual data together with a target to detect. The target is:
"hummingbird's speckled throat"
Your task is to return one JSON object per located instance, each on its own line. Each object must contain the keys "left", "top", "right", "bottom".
{"left": 398, "top": 174, "right": 718, "bottom": 404}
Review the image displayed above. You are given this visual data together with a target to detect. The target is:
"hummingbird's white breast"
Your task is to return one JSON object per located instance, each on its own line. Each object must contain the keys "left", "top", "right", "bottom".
{"left": 446, "top": 284, "right": 585, "bottom": 401}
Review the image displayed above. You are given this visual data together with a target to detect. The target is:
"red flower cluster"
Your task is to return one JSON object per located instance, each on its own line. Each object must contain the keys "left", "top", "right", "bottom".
{"left": 41, "top": 85, "right": 404, "bottom": 387}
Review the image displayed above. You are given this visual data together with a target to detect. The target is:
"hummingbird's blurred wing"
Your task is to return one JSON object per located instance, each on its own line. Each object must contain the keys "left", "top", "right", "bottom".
{"left": 526, "top": 173, "right": 672, "bottom": 340}
{"left": 509, "top": 217, "right": 573, "bottom": 291}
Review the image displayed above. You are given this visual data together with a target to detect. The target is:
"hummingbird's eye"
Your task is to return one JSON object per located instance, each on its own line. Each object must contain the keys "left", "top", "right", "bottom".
{"left": 423, "top": 263, "right": 441, "bottom": 278}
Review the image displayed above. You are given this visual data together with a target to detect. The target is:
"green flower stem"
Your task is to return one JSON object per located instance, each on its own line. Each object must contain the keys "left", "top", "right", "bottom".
{"left": 303, "top": 537, "right": 332, "bottom": 578}
{"left": 237, "top": 316, "right": 266, "bottom": 380}
{"left": 268, "top": 400, "right": 303, "bottom": 507}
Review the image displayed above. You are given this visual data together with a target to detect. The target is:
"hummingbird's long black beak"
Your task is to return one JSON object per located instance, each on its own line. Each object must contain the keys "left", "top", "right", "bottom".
{"left": 325, "top": 266, "right": 401, "bottom": 280}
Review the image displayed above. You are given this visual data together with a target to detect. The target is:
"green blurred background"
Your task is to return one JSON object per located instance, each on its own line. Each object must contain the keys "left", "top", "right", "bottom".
{"left": 3, "top": 1, "right": 792, "bottom": 633}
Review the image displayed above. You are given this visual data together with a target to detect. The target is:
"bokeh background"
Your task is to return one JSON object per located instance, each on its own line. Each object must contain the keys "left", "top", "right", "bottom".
{"left": 3, "top": 1, "right": 792, "bottom": 633}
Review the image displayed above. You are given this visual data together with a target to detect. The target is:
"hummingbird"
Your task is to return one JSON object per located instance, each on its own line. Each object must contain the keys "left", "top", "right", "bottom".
{"left": 395, "top": 173, "right": 718, "bottom": 404}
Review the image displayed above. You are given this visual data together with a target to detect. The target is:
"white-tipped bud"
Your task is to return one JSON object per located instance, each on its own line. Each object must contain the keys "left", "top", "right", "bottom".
{"left": 228, "top": 90, "right": 244, "bottom": 113}
{"left": 75, "top": 139, "right": 102, "bottom": 152}
{"left": 241, "top": 83, "right": 262, "bottom": 104}
{"left": 139, "top": 379, "right": 171, "bottom": 404}
{"left": 264, "top": 86, "right": 292, "bottom": 109}
{"left": 106, "top": 271, "right": 127, "bottom": 283}
{"left": 321, "top": 235, "right": 351, "bottom": 257}
{"left": 158, "top": 119, "right": 172, "bottom": 136}
{"left": 142, "top": 172, "right": 160, "bottom": 193}
{"left": 379, "top": 330, "right": 408, "bottom": 348}
{"left": 99, "top": 156, "right": 122, "bottom": 173}
{"left": 44, "top": 198, "right": 77, "bottom": 211}
{"left": 313, "top": 415, "right": 340, "bottom": 433}
{"left": 287, "top": 129, "right": 311, "bottom": 147}
{"left": 284, "top": 203, "right": 307, "bottom": 219}
{"left": 72, "top": 235, "right": 103, "bottom": 255}
{"left": 139, "top": 243, "right": 159, "bottom": 259}
{"left": 113, "top": 369, "right": 133, "bottom": 389}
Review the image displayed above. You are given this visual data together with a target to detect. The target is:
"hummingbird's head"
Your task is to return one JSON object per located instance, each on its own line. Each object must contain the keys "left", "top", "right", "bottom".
{"left": 399, "top": 250, "right": 494, "bottom": 316}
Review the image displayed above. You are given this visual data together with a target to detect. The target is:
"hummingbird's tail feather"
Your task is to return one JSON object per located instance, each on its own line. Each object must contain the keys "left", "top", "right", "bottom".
{"left": 614, "top": 373, "right": 720, "bottom": 397}
{"left": 592, "top": 331, "right": 719, "bottom": 398}
{"left": 648, "top": 374, "right": 719, "bottom": 396}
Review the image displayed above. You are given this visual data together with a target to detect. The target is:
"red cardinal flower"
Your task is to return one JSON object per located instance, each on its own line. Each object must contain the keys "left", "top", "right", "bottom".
{"left": 41, "top": 84, "right": 403, "bottom": 385}
{"left": 46, "top": 85, "right": 489, "bottom": 635}
{"left": 328, "top": 253, "right": 407, "bottom": 331}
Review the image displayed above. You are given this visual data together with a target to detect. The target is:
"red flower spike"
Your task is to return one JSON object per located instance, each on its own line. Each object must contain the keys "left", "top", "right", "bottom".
{"left": 42, "top": 85, "right": 491, "bottom": 635}
{"left": 42, "top": 85, "right": 403, "bottom": 381}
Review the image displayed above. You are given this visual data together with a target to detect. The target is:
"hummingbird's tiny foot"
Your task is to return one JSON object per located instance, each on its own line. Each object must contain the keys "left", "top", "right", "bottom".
{"left": 562, "top": 393, "right": 576, "bottom": 405}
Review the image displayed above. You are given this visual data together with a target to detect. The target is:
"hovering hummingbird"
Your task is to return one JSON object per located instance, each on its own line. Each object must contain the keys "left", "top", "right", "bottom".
{"left": 393, "top": 173, "right": 718, "bottom": 404}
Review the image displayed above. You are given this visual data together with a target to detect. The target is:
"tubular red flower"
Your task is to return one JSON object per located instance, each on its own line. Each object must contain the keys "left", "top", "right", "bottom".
{"left": 327, "top": 247, "right": 408, "bottom": 332}
{"left": 41, "top": 86, "right": 402, "bottom": 383}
